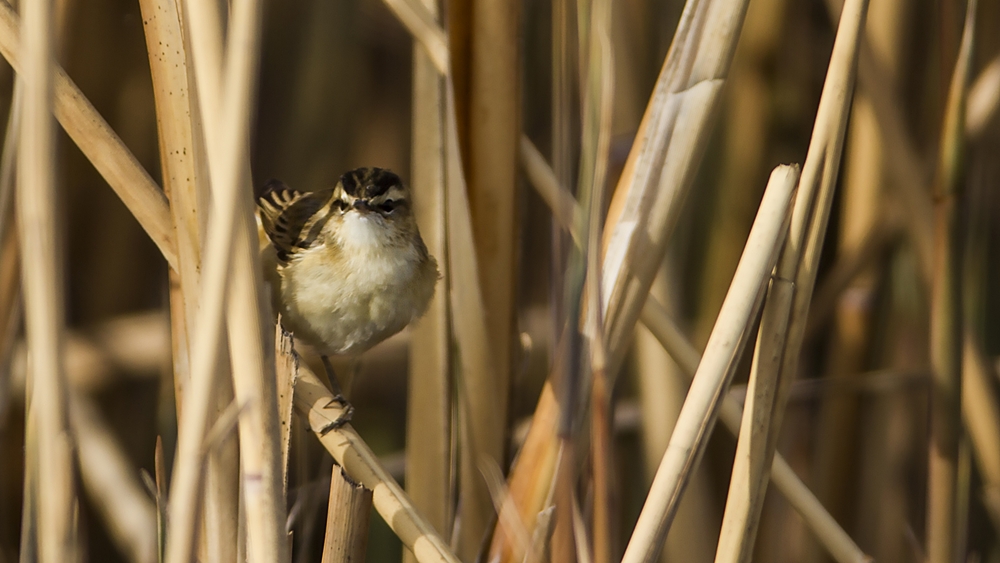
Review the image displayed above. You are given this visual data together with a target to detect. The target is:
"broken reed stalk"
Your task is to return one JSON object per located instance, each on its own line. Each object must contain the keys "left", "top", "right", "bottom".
{"left": 71, "top": 394, "right": 157, "bottom": 563}
{"left": 620, "top": 164, "right": 797, "bottom": 563}
{"left": 293, "top": 363, "right": 461, "bottom": 563}
{"left": 639, "top": 298, "right": 871, "bottom": 563}
{"left": 714, "top": 275, "right": 795, "bottom": 563}
{"left": 404, "top": 0, "right": 453, "bottom": 551}
{"left": 716, "top": 0, "right": 869, "bottom": 556}
{"left": 483, "top": 0, "right": 760, "bottom": 556}
{"left": 926, "top": 2, "right": 975, "bottom": 561}
{"left": 521, "top": 134, "right": 869, "bottom": 563}
{"left": 321, "top": 464, "right": 374, "bottom": 563}
{"left": 17, "top": 0, "right": 77, "bottom": 557}
{"left": 275, "top": 324, "right": 297, "bottom": 492}
{"left": 0, "top": 1, "right": 177, "bottom": 270}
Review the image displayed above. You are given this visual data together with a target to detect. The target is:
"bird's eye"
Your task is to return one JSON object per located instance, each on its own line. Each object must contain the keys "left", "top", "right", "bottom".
{"left": 334, "top": 200, "right": 348, "bottom": 211}
{"left": 378, "top": 200, "right": 397, "bottom": 213}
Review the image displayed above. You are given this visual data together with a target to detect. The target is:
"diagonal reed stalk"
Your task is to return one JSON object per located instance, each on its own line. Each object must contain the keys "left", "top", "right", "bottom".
{"left": 16, "top": 0, "right": 77, "bottom": 558}
{"left": 715, "top": 0, "right": 870, "bottom": 558}
{"left": 293, "top": 362, "right": 461, "bottom": 563}
{"left": 0, "top": 0, "right": 177, "bottom": 270}
{"left": 926, "top": 2, "right": 976, "bottom": 561}
{"left": 621, "top": 164, "right": 798, "bottom": 563}
{"left": 522, "top": 134, "right": 870, "bottom": 563}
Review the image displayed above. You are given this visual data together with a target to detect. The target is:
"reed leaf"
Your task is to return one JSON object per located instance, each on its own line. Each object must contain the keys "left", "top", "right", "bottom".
{"left": 600, "top": 0, "right": 753, "bottom": 374}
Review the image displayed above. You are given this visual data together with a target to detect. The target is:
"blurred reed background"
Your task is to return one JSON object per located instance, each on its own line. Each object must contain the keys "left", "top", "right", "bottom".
{"left": 0, "top": 0, "right": 998, "bottom": 562}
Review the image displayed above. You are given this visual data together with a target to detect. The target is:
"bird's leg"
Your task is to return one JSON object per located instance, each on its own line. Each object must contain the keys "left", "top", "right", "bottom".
{"left": 320, "top": 355, "right": 354, "bottom": 430}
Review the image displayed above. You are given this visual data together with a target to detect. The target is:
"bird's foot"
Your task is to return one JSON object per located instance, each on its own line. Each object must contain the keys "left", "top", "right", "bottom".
{"left": 319, "top": 394, "right": 354, "bottom": 435}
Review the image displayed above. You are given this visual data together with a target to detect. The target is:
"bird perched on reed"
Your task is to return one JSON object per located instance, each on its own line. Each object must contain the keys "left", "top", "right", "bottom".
{"left": 256, "top": 167, "right": 439, "bottom": 426}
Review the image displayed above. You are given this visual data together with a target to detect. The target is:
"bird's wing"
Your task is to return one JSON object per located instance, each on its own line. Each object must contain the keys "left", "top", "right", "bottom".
{"left": 256, "top": 179, "right": 337, "bottom": 265}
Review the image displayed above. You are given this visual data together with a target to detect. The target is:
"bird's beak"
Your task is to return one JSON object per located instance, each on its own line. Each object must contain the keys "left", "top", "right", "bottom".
{"left": 353, "top": 199, "right": 372, "bottom": 213}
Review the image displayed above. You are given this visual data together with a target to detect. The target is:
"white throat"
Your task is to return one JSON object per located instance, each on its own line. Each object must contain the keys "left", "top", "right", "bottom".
{"left": 337, "top": 212, "right": 386, "bottom": 250}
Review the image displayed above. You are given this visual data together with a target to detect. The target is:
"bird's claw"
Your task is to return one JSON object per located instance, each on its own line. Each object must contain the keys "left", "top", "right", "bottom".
{"left": 319, "top": 394, "right": 354, "bottom": 435}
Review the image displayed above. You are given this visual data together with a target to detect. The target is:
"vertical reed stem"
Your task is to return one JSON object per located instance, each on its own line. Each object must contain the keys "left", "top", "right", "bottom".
{"left": 926, "top": 2, "right": 975, "bottom": 561}
{"left": 321, "top": 464, "right": 374, "bottom": 563}
{"left": 18, "top": 0, "right": 76, "bottom": 557}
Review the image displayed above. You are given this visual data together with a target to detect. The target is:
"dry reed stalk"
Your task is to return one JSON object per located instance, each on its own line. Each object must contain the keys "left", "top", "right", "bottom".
{"left": 164, "top": 0, "right": 276, "bottom": 561}
{"left": 692, "top": 0, "right": 784, "bottom": 347}
{"left": 153, "top": 437, "right": 167, "bottom": 561}
{"left": 810, "top": 0, "right": 906, "bottom": 551}
{"left": 17, "top": 0, "right": 77, "bottom": 557}
{"left": 962, "top": 338, "right": 1000, "bottom": 526}
{"left": 293, "top": 363, "right": 461, "bottom": 563}
{"left": 137, "top": 0, "right": 206, "bottom": 412}
{"left": 0, "top": 1, "right": 177, "bottom": 270}
{"left": 376, "top": 1, "right": 506, "bottom": 554}
{"left": 622, "top": 164, "right": 797, "bottom": 563}
{"left": 820, "top": 0, "right": 933, "bottom": 283}
{"left": 20, "top": 396, "right": 38, "bottom": 563}
{"left": 522, "top": 136, "right": 868, "bottom": 563}
{"left": 9, "top": 310, "right": 167, "bottom": 394}
{"left": 580, "top": 1, "right": 614, "bottom": 560}
{"left": 639, "top": 297, "right": 872, "bottom": 563}
{"left": 488, "top": 0, "right": 757, "bottom": 556}
{"left": 926, "top": 2, "right": 976, "bottom": 561}
{"left": 519, "top": 137, "right": 582, "bottom": 243}
{"left": 189, "top": 0, "right": 287, "bottom": 559}
{"left": 71, "top": 393, "right": 157, "bottom": 563}
{"left": 804, "top": 212, "right": 901, "bottom": 339}
{"left": 714, "top": 275, "right": 795, "bottom": 563}
{"left": 599, "top": 0, "right": 752, "bottom": 375}
{"left": 443, "top": 79, "right": 505, "bottom": 560}
{"left": 321, "top": 464, "right": 374, "bottom": 563}
{"left": 487, "top": 384, "right": 561, "bottom": 563}
{"left": 715, "top": 0, "right": 869, "bottom": 555}
{"left": 966, "top": 54, "right": 1000, "bottom": 138}
{"left": 0, "top": 84, "right": 21, "bottom": 420}
{"left": 275, "top": 324, "right": 297, "bottom": 492}
{"left": 405, "top": 0, "right": 453, "bottom": 551}
{"left": 458, "top": 0, "right": 520, "bottom": 547}
{"left": 137, "top": 2, "right": 242, "bottom": 558}
{"left": 226, "top": 210, "right": 287, "bottom": 563}
{"left": 381, "top": 0, "right": 448, "bottom": 73}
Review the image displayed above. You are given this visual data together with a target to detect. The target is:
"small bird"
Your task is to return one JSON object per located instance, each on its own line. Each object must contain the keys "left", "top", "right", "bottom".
{"left": 256, "top": 167, "right": 439, "bottom": 426}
